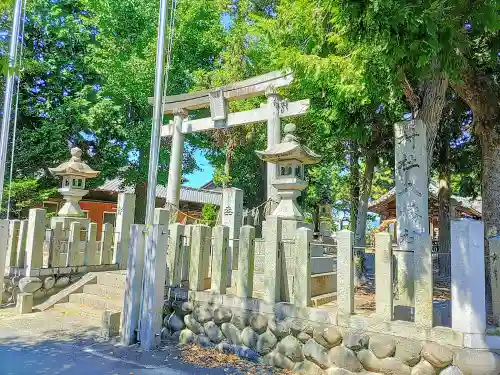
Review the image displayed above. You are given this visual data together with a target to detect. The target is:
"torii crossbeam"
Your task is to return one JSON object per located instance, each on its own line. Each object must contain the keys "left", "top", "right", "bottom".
{"left": 150, "top": 70, "right": 310, "bottom": 209}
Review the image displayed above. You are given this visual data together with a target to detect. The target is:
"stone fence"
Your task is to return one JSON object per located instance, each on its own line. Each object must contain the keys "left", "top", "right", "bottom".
{"left": 122, "top": 213, "right": 500, "bottom": 374}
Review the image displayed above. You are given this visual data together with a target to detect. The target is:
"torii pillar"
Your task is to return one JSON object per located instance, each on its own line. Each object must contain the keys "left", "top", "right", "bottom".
{"left": 166, "top": 108, "right": 188, "bottom": 214}
{"left": 266, "top": 87, "right": 282, "bottom": 206}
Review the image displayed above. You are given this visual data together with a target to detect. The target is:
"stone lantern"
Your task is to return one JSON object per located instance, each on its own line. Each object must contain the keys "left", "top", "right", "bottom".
{"left": 256, "top": 123, "right": 321, "bottom": 220}
{"left": 49, "top": 147, "right": 99, "bottom": 219}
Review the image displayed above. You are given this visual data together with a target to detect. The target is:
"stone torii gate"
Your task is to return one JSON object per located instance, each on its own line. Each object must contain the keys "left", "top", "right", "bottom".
{"left": 149, "top": 70, "right": 310, "bottom": 210}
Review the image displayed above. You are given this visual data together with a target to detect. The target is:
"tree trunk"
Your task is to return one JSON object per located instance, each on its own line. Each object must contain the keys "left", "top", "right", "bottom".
{"left": 134, "top": 181, "right": 147, "bottom": 224}
{"left": 403, "top": 69, "right": 449, "bottom": 163}
{"left": 354, "top": 148, "right": 377, "bottom": 247}
{"left": 438, "top": 129, "right": 451, "bottom": 255}
{"left": 349, "top": 141, "right": 360, "bottom": 233}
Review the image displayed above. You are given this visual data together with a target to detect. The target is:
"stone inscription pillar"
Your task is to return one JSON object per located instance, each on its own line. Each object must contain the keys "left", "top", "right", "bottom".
{"left": 113, "top": 192, "right": 136, "bottom": 269}
{"left": 166, "top": 108, "right": 187, "bottom": 210}
{"left": 395, "top": 120, "right": 432, "bottom": 327}
{"left": 265, "top": 88, "right": 282, "bottom": 205}
{"left": 221, "top": 187, "right": 243, "bottom": 287}
{"left": 452, "top": 219, "right": 486, "bottom": 348}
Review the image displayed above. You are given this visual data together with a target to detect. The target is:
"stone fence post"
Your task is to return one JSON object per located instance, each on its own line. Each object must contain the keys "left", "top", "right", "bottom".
{"left": 211, "top": 225, "right": 229, "bottom": 294}
{"left": 451, "top": 219, "right": 486, "bottom": 348}
{"left": 237, "top": 225, "right": 255, "bottom": 299}
{"left": 222, "top": 187, "right": 243, "bottom": 287}
{"left": 100, "top": 223, "right": 114, "bottom": 265}
{"left": 16, "top": 219, "right": 28, "bottom": 268}
{"left": 25, "top": 209, "right": 46, "bottom": 273}
{"left": 337, "top": 230, "right": 354, "bottom": 315}
{"left": 167, "top": 223, "right": 184, "bottom": 287}
{"left": 121, "top": 224, "right": 146, "bottom": 346}
{"left": 6, "top": 220, "right": 20, "bottom": 268}
{"left": 263, "top": 216, "right": 282, "bottom": 304}
{"left": 49, "top": 221, "right": 63, "bottom": 267}
{"left": 375, "top": 232, "right": 393, "bottom": 321}
{"left": 140, "top": 224, "right": 168, "bottom": 350}
{"left": 181, "top": 225, "right": 193, "bottom": 282}
{"left": 67, "top": 222, "right": 81, "bottom": 267}
{"left": 0, "top": 220, "right": 8, "bottom": 303}
{"left": 189, "top": 224, "right": 211, "bottom": 291}
{"left": 113, "top": 193, "right": 136, "bottom": 269}
{"left": 293, "top": 227, "right": 312, "bottom": 308}
{"left": 84, "top": 223, "right": 98, "bottom": 266}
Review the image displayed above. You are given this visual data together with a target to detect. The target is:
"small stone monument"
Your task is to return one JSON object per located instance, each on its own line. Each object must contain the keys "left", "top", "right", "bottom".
{"left": 49, "top": 147, "right": 100, "bottom": 229}
{"left": 256, "top": 123, "right": 321, "bottom": 238}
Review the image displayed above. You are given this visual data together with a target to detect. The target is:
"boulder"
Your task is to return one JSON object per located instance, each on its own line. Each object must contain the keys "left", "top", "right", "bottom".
{"left": 328, "top": 346, "right": 363, "bottom": 372}
{"left": 193, "top": 306, "right": 213, "bottom": 324}
{"left": 313, "top": 326, "right": 343, "bottom": 349}
{"left": 179, "top": 329, "right": 196, "bottom": 345}
{"left": 196, "top": 334, "right": 213, "bottom": 348}
{"left": 231, "top": 311, "right": 249, "bottom": 330}
{"left": 411, "top": 360, "right": 436, "bottom": 375}
{"left": 221, "top": 323, "right": 242, "bottom": 345}
{"left": 204, "top": 321, "right": 224, "bottom": 343}
{"left": 216, "top": 341, "right": 232, "bottom": 354}
{"left": 297, "top": 331, "right": 311, "bottom": 344}
{"left": 263, "top": 350, "right": 295, "bottom": 370}
{"left": 289, "top": 318, "right": 303, "bottom": 336}
{"left": 181, "top": 301, "right": 194, "bottom": 314}
{"left": 395, "top": 339, "right": 422, "bottom": 366}
{"left": 453, "top": 348, "right": 500, "bottom": 375}
{"left": 160, "top": 327, "right": 170, "bottom": 341}
{"left": 325, "top": 369, "right": 354, "bottom": 375}
{"left": 369, "top": 335, "right": 396, "bottom": 359}
{"left": 278, "top": 335, "right": 304, "bottom": 362}
{"left": 55, "top": 276, "right": 70, "bottom": 287}
{"left": 171, "top": 331, "right": 181, "bottom": 342}
{"left": 165, "top": 312, "right": 185, "bottom": 332}
{"left": 19, "top": 277, "right": 42, "bottom": 293}
{"left": 43, "top": 276, "right": 55, "bottom": 290}
{"left": 250, "top": 313, "right": 268, "bottom": 334}
{"left": 359, "top": 350, "right": 411, "bottom": 375}
{"left": 241, "top": 327, "right": 258, "bottom": 349}
{"left": 184, "top": 314, "right": 204, "bottom": 335}
{"left": 233, "top": 345, "right": 260, "bottom": 362}
{"left": 256, "top": 329, "right": 277, "bottom": 355}
{"left": 421, "top": 342, "right": 453, "bottom": 368}
{"left": 268, "top": 318, "right": 289, "bottom": 339}
{"left": 293, "top": 360, "right": 325, "bottom": 375}
{"left": 213, "top": 307, "right": 232, "bottom": 325}
{"left": 343, "top": 330, "right": 369, "bottom": 351}
{"left": 440, "top": 366, "right": 464, "bottom": 375}
{"left": 303, "top": 339, "right": 332, "bottom": 369}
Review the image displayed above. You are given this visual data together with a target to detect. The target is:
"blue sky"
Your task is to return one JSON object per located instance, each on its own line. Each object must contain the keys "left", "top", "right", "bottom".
{"left": 184, "top": 150, "right": 214, "bottom": 188}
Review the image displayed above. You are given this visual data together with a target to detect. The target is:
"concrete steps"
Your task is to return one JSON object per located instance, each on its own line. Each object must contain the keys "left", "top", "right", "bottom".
{"left": 69, "top": 292, "right": 123, "bottom": 311}
{"left": 83, "top": 284, "right": 125, "bottom": 300}
{"left": 53, "top": 302, "right": 109, "bottom": 321}
{"left": 47, "top": 271, "right": 126, "bottom": 336}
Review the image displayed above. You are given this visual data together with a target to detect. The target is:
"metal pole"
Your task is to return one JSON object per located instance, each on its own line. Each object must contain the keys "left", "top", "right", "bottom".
{"left": 0, "top": 0, "right": 23, "bottom": 207}
{"left": 145, "top": 0, "right": 169, "bottom": 227}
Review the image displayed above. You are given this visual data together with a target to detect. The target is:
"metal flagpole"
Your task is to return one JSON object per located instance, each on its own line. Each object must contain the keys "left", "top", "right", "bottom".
{"left": 0, "top": 0, "right": 23, "bottom": 206}
{"left": 144, "top": 0, "right": 169, "bottom": 227}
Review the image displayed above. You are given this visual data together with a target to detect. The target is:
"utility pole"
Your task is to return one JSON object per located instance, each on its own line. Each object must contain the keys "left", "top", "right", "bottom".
{"left": 144, "top": 0, "right": 169, "bottom": 227}
{"left": 0, "top": 0, "right": 23, "bottom": 206}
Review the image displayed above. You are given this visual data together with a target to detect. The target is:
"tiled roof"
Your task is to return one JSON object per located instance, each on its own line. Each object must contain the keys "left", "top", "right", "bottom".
{"left": 95, "top": 179, "right": 222, "bottom": 206}
{"left": 368, "top": 181, "right": 482, "bottom": 217}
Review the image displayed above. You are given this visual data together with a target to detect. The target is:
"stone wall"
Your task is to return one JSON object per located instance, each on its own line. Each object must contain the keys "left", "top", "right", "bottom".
{"left": 162, "top": 294, "right": 500, "bottom": 375}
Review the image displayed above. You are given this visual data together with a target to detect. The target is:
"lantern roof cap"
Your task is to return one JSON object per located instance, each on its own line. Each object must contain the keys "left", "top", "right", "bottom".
{"left": 255, "top": 123, "right": 321, "bottom": 165}
{"left": 49, "top": 147, "right": 100, "bottom": 179}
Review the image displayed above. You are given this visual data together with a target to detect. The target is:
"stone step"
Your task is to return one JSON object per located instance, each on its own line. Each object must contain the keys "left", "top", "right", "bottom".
{"left": 83, "top": 284, "right": 125, "bottom": 300}
{"left": 96, "top": 271, "right": 127, "bottom": 288}
{"left": 69, "top": 292, "right": 123, "bottom": 311}
{"left": 311, "top": 292, "right": 337, "bottom": 307}
{"left": 52, "top": 302, "right": 108, "bottom": 321}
